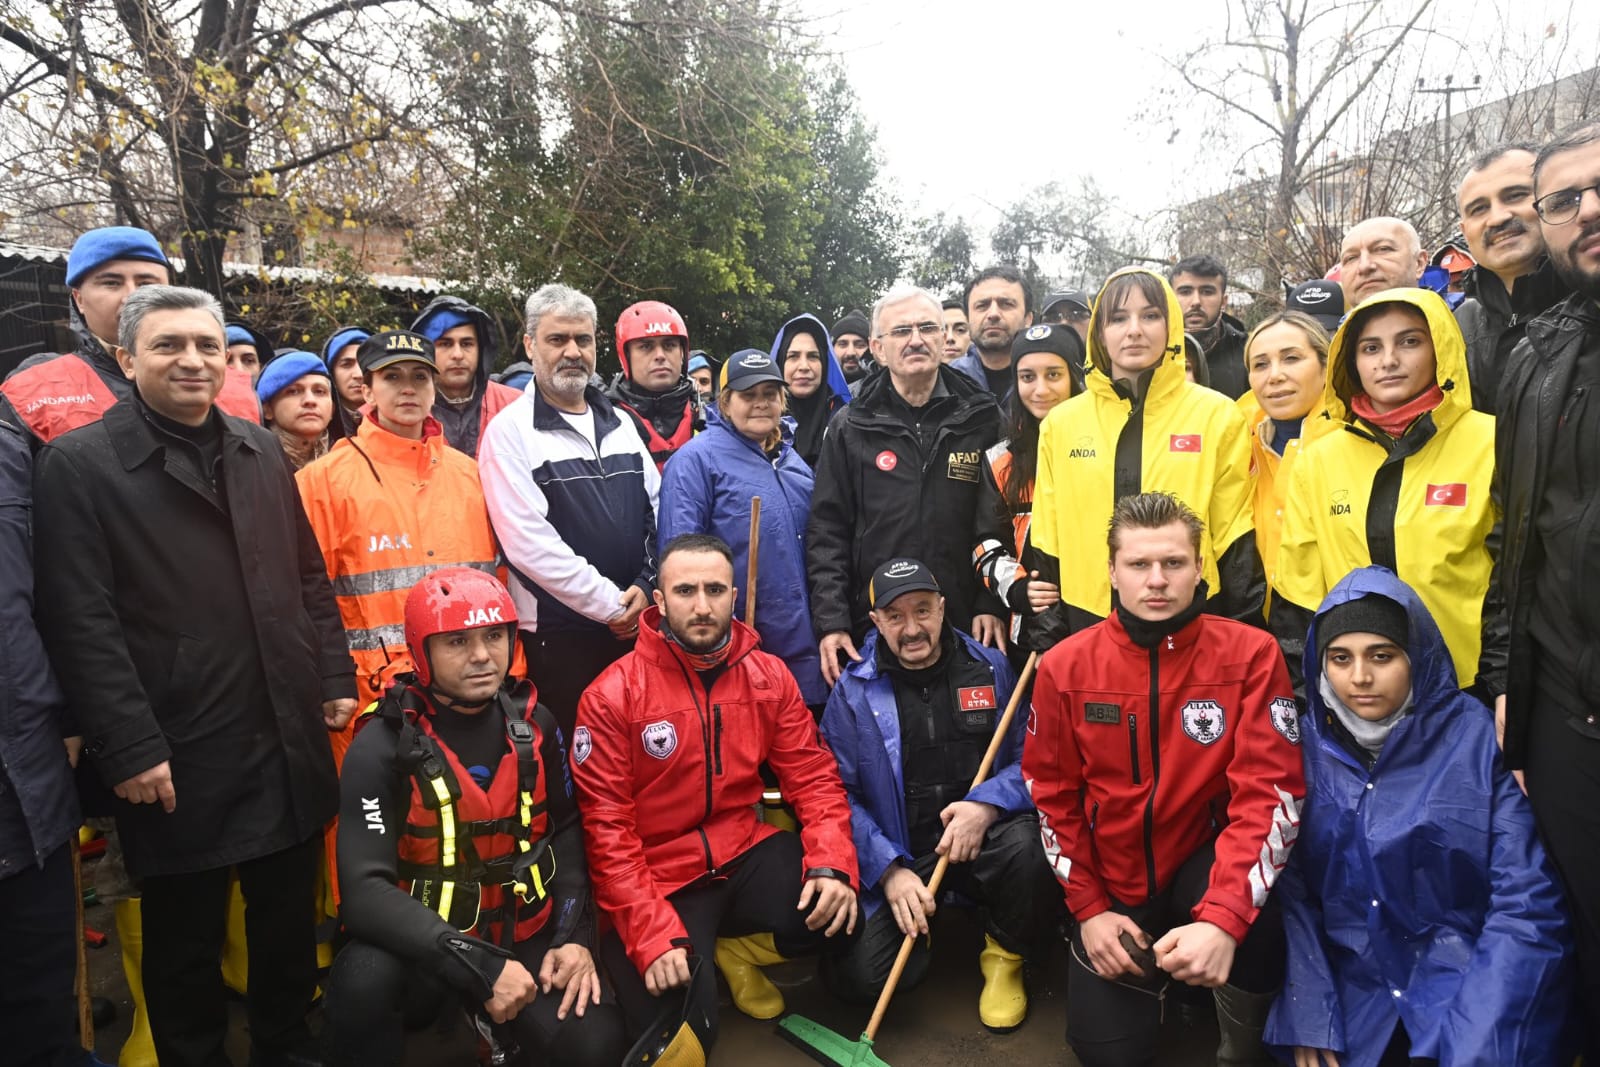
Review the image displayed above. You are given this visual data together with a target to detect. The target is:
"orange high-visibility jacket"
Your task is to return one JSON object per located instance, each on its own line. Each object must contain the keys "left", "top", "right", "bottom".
{"left": 297, "top": 415, "right": 502, "bottom": 763}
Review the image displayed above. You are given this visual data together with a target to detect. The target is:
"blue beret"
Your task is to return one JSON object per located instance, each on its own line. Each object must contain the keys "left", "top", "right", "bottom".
{"left": 256, "top": 351, "right": 330, "bottom": 404}
{"left": 414, "top": 308, "right": 474, "bottom": 342}
{"left": 65, "top": 227, "right": 170, "bottom": 287}
{"left": 225, "top": 324, "right": 255, "bottom": 347}
{"left": 688, "top": 353, "right": 710, "bottom": 373}
{"left": 321, "top": 327, "right": 371, "bottom": 368}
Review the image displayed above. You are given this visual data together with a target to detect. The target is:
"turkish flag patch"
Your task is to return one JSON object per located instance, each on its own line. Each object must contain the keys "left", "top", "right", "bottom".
{"left": 958, "top": 685, "right": 997, "bottom": 711}
{"left": 1170, "top": 434, "right": 1202, "bottom": 452}
{"left": 875, "top": 450, "right": 898, "bottom": 472}
{"left": 1425, "top": 483, "right": 1467, "bottom": 507}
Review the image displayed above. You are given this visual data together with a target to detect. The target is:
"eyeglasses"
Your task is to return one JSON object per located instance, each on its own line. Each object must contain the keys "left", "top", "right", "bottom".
{"left": 878, "top": 322, "right": 942, "bottom": 341}
{"left": 1534, "top": 183, "right": 1600, "bottom": 225}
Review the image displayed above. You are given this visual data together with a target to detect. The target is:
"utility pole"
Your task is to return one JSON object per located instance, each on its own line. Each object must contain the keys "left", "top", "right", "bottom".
{"left": 1420, "top": 75, "right": 1478, "bottom": 230}
{"left": 1416, "top": 74, "right": 1482, "bottom": 171}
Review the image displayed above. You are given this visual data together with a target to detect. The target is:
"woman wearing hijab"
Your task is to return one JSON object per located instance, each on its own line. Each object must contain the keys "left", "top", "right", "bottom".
{"left": 769, "top": 313, "right": 851, "bottom": 468}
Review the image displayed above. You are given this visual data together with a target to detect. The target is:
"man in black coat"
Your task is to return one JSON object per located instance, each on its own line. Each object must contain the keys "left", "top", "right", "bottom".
{"left": 0, "top": 418, "right": 82, "bottom": 1066}
{"left": 1479, "top": 121, "right": 1600, "bottom": 1063}
{"left": 807, "top": 284, "right": 1005, "bottom": 686}
{"left": 32, "top": 285, "right": 356, "bottom": 1067}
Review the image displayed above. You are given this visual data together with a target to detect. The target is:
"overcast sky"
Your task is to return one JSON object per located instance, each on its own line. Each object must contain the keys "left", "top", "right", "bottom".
{"left": 805, "top": 0, "right": 1600, "bottom": 255}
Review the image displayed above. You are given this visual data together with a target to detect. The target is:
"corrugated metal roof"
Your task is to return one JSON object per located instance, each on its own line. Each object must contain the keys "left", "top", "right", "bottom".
{"left": 0, "top": 240, "right": 443, "bottom": 294}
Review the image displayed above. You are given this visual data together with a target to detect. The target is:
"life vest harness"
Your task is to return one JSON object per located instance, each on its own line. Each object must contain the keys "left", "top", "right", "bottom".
{"left": 615, "top": 397, "right": 695, "bottom": 470}
{"left": 373, "top": 686, "right": 558, "bottom": 947}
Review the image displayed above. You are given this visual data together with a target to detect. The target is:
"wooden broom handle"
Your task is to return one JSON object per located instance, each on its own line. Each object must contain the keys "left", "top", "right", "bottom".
{"left": 745, "top": 496, "right": 761, "bottom": 627}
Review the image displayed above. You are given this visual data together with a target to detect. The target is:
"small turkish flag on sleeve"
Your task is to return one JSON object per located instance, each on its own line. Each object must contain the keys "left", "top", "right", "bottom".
{"left": 1425, "top": 483, "right": 1467, "bottom": 507}
{"left": 1170, "top": 434, "right": 1202, "bottom": 452}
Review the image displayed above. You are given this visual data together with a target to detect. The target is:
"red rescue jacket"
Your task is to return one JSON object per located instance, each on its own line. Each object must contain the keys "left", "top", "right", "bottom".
{"left": 1023, "top": 608, "right": 1305, "bottom": 942}
{"left": 572, "top": 608, "right": 858, "bottom": 974}
{"left": 0, "top": 355, "right": 258, "bottom": 443}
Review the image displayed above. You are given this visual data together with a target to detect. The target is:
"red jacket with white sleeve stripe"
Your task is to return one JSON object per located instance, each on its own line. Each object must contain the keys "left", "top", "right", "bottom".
{"left": 1023, "top": 607, "right": 1305, "bottom": 942}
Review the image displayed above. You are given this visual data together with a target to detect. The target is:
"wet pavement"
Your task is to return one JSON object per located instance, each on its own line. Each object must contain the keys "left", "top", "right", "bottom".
{"left": 85, "top": 897, "right": 1219, "bottom": 1065}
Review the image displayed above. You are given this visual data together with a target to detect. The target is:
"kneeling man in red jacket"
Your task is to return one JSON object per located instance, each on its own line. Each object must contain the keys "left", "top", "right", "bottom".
{"left": 572, "top": 532, "right": 860, "bottom": 1060}
{"left": 1025, "top": 492, "right": 1305, "bottom": 1067}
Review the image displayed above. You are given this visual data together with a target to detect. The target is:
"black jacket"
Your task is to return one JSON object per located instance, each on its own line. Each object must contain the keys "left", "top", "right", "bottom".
{"left": 0, "top": 420, "right": 78, "bottom": 879}
{"left": 1201, "top": 314, "right": 1249, "bottom": 400}
{"left": 807, "top": 366, "right": 1003, "bottom": 639}
{"left": 32, "top": 397, "right": 353, "bottom": 876}
{"left": 1479, "top": 293, "right": 1600, "bottom": 766}
{"left": 1455, "top": 259, "right": 1572, "bottom": 415}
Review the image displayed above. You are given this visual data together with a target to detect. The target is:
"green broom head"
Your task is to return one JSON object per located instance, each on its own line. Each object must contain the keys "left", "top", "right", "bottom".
{"left": 776, "top": 1014, "right": 891, "bottom": 1067}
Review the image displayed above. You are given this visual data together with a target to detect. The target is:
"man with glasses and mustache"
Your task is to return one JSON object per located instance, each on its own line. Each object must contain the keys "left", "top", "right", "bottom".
{"left": 1454, "top": 141, "right": 1574, "bottom": 413}
{"left": 479, "top": 284, "right": 660, "bottom": 739}
{"left": 1481, "top": 120, "right": 1600, "bottom": 1063}
{"left": 808, "top": 285, "right": 1006, "bottom": 687}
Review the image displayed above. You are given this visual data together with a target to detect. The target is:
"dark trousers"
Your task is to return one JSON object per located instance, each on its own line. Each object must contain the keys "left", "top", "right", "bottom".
{"left": 0, "top": 840, "right": 83, "bottom": 1066}
{"left": 1525, "top": 702, "right": 1600, "bottom": 1064}
{"left": 323, "top": 920, "right": 626, "bottom": 1067}
{"left": 823, "top": 811, "right": 1058, "bottom": 1004}
{"left": 140, "top": 835, "right": 321, "bottom": 1067}
{"left": 523, "top": 629, "right": 631, "bottom": 740}
{"left": 599, "top": 831, "right": 859, "bottom": 1052}
{"left": 1064, "top": 843, "right": 1285, "bottom": 1067}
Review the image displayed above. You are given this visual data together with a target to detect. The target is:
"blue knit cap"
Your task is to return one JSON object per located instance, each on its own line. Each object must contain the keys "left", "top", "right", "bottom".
{"left": 256, "top": 351, "right": 330, "bottom": 404}
{"left": 65, "top": 226, "right": 170, "bottom": 287}
{"left": 225, "top": 324, "right": 255, "bottom": 347}
{"left": 414, "top": 307, "right": 474, "bottom": 343}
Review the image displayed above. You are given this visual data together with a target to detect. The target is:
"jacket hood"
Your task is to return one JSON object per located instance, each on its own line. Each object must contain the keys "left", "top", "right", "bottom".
{"left": 702, "top": 399, "right": 796, "bottom": 449}
{"left": 1302, "top": 566, "right": 1457, "bottom": 736}
{"left": 320, "top": 326, "right": 371, "bottom": 369}
{"left": 411, "top": 295, "right": 500, "bottom": 392}
{"left": 769, "top": 313, "right": 852, "bottom": 406}
{"left": 1323, "top": 288, "right": 1470, "bottom": 431}
{"left": 1084, "top": 267, "right": 1189, "bottom": 404}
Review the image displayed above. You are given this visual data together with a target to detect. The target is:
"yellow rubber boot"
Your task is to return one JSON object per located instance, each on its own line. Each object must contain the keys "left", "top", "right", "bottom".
{"left": 221, "top": 872, "right": 249, "bottom": 994}
{"left": 714, "top": 933, "right": 787, "bottom": 1019}
{"left": 977, "top": 934, "right": 1027, "bottom": 1033}
{"left": 115, "top": 899, "right": 158, "bottom": 1067}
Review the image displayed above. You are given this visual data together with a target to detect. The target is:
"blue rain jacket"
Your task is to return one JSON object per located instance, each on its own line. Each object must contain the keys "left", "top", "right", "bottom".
{"left": 819, "top": 629, "right": 1023, "bottom": 915}
{"left": 1264, "top": 566, "right": 1576, "bottom": 1067}
{"left": 657, "top": 407, "right": 826, "bottom": 704}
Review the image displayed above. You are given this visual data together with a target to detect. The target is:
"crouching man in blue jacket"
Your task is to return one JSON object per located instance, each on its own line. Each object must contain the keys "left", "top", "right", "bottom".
{"left": 1265, "top": 566, "right": 1577, "bottom": 1067}
{"left": 819, "top": 558, "right": 1057, "bottom": 1032}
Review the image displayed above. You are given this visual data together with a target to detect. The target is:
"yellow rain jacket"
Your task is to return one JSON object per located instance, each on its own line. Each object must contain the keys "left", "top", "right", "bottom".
{"left": 1238, "top": 390, "right": 1337, "bottom": 606}
{"left": 1273, "top": 288, "right": 1497, "bottom": 688}
{"left": 1034, "top": 268, "right": 1260, "bottom": 629}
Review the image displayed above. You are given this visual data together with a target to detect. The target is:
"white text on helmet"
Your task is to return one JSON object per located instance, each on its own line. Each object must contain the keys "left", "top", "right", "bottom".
{"left": 463, "top": 607, "right": 505, "bottom": 627}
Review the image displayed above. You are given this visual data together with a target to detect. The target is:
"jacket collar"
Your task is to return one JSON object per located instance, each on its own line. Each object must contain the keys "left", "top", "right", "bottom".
{"left": 842, "top": 626, "right": 992, "bottom": 685}
{"left": 846, "top": 363, "right": 994, "bottom": 426}
{"left": 1101, "top": 597, "right": 1206, "bottom": 654}
{"left": 351, "top": 411, "right": 445, "bottom": 469}
{"left": 1460, "top": 256, "right": 1570, "bottom": 318}
{"left": 531, "top": 383, "right": 622, "bottom": 439}
{"left": 103, "top": 393, "right": 263, "bottom": 473}
{"left": 632, "top": 605, "right": 761, "bottom": 671}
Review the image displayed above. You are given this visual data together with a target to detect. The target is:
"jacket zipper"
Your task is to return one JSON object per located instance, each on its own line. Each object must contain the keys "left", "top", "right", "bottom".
{"left": 1127, "top": 714, "right": 1141, "bottom": 784}
{"left": 712, "top": 704, "right": 723, "bottom": 775}
{"left": 1142, "top": 646, "right": 1162, "bottom": 900}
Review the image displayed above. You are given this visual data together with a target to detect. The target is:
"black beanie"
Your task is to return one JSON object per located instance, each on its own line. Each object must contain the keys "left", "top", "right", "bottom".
{"left": 833, "top": 309, "right": 870, "bottom": 341}
{"left": 1317, "top": 594, "right": 1409, "bottom": 661}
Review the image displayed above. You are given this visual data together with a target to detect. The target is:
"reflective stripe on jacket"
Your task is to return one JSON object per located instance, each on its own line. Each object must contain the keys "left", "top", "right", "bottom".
{"left": 297, "top": 415, "right": 500, "bottom": 757}
{"left": 1274, "top": 289, "right": 1498, "bottom": 688}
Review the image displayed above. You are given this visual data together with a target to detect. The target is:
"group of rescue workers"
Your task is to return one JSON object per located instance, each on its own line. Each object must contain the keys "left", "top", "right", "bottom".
{"left": 0, "top": 119, "right": 1598, "bottom": 1067}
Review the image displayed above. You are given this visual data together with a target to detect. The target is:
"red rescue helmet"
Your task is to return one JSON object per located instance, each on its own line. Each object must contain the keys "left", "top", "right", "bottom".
{"left": 404, "top": 567, "right": 518, "bottom": 687}
{"left": 615, "top": 301, "right": 689, "bottom": 380}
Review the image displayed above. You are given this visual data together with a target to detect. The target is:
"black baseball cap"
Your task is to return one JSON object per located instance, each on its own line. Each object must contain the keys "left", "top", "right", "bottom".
{"left": 357, "top": 330, "right": 437, "bottom": 374}
{"left": 719, "top": 348, "right": 785, "bottom": 392}
{"left": 869, "top": 558, "right": 941, "bottom": 610}
{"left": 1285, "top": 281, "right": 1345, "bottom": 333}
{"left": 1041, "top": 289, "right": 1092, "bottom": 316}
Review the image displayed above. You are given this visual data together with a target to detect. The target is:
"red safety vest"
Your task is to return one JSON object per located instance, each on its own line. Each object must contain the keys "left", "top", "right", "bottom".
{"left": 0, "top": 355, "right": 120, "bottom": 443}
{"left": 0, "top": 355, "right": 260, "bottom": 443}
{"left": 379, "top": 685, "right": 557, "bottom": 946}
{"left": 616, "top": 398, "right": 695, "bottom": 471}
